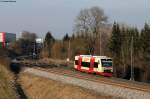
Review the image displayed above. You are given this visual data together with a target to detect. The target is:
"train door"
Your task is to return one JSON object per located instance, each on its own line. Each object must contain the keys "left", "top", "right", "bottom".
{"left": 96, "top": 59, "right": 102, "bottom": 72}
{"left": 77, "top": 56, "right": 82, "bottom": 70}
{"left": 89, "top": 57, "right": 95, "bottom": 73}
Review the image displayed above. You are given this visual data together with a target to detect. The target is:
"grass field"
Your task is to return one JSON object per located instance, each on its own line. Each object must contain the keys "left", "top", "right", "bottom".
{"left": 19, "top": 73, "right": 120, "bottom": 99}
{"left": 0, "top": 64, "right": 18, "bottom": 99}
{"left": 0, "top": 55, "right": 18, "bottom": 99}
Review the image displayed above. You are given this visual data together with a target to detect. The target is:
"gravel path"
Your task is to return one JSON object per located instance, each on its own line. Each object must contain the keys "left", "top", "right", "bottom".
{"left": 23, "top": 67, "right": 150, "bottom": 99}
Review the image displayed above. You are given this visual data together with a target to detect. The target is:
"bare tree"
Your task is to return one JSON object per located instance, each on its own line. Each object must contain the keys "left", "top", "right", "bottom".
{"left": 74, "top": 6, "right": 108, "bottom": 55}
{"left": 75, "top": 6, "right": 107, "bottom": 34}
{"left": 42, "top": 31, "right": 55, "bottom": 58}
{"left": 21, "top": 31, "right": 37, "bottom": 42}
{"left": 75, "top": 8, "right": 90, "bottom": 34}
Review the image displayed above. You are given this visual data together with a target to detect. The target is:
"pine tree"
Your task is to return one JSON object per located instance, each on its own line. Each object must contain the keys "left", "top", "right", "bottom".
{"left": 140, "top": 23, "right": 150, "bottom": 58}
{"left": 44, "top": 31, "right": 55, "bottom": 58}
{"left": 109, "top": 22, "right": 122, "bottom": 76}
{"left": 109, "top": 22, "right": 122, "bottom": 57}
{"left": 120, "top": 26, "right": 127, "bottom": 75}
{"left": 132, "top": 27, "right": 140, "bottom": 56}
{"left": 63, "top": 33, "right": 70, "bottom": 41}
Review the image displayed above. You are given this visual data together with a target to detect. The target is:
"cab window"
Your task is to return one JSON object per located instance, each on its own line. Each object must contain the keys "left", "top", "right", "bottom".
{"left": 81, "top": 62, "right": 90, "bottom": 67}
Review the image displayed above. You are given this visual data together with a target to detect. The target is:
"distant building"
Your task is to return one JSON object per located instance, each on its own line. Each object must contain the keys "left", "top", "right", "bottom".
{"left": 36, "top": 38, "right": 43, "bottom": 44}
{"left": 36, "top": 38, "right": 43, "bottom": 49}
{"left": 0, "top": 32, "right": 16, "bottom": 48}
{"left": 35, "top": 38, "right": 44, "bottom": 54}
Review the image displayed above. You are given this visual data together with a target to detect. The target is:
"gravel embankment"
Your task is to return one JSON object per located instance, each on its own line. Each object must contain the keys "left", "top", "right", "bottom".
{"left": 24, "top": 67, "right": 150, "bottom": 99}
{"left": 20, "top": 73, "right": 118, "bottom": 99}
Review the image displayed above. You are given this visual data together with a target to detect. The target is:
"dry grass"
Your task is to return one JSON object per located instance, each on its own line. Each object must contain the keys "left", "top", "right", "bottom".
{"left": 0, "top": 56, "right": 11, "bottom": 69}
{"left": 0, "top": 64, "right": 18, "bottom": 99}
{"left": 19, "top": 73, "right": 119, "bottom": 99}
{"left": 28, "top": 58, "right": 73, "bottom": 66}
{"left": 41, "top": 58, "right": 73, "bottom": 64}
{"left": 0, "top": 51, "right": 18, "bottom": 99}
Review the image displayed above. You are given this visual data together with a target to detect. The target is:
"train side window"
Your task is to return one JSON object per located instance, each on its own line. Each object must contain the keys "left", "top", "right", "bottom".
{"left": 81, "top": 62, "right": 90, "bottom": 67}
{"left": 107, "top": 59, "right": 112, "bottom": 61}
{"left": 75, "top": 60, "right": 78, "bottom": 65}
{"left": 101, "top": 59, "right": 106, "bottom": 61}
{"left": 94, "top": 62, "right": 98, "bottom": 68}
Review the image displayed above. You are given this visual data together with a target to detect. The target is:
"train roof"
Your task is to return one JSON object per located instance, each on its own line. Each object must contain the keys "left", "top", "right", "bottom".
{"left": 75, "top": 55, "right": 111, "bottom": 59}
{"left": 79, "top": 55, "right": 92, "bottom": 57}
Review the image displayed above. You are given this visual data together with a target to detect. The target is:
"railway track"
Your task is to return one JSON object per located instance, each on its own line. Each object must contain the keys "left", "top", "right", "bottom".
{"left": 17, "top": 60, "right": 150, "bottom": 93}
{"left": 33, "top": 67, "right": 150, "bottom": 93}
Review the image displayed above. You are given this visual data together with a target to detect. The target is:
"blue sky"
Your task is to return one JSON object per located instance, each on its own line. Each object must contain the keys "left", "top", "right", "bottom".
{"left": 0, "top": 0, "right": 150, "bottom": 39}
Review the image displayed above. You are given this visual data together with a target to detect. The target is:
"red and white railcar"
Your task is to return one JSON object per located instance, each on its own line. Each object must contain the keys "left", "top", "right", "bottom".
{"left": 74, "top": 55, "right": 113, "bottom": 77}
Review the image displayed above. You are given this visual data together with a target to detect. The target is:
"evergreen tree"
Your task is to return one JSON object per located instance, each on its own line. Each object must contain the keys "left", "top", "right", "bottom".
{"left": 44, "top": 31, "right": 55, "bottom": 58}
{"left": 121, "top": 27, "right": 139, "bottom": 62}
{"left": 140, "top": 23, "right": 150, "bottom": 58}
{"left": 109, "top": 22, "right": 122, "bottom": 76}
{"left": 109, "top": 22, "right": 122, "bottom": 57}
{"left": 132, "top": 27, "right": 140, "bottom": 56}
{"left": 63, "top": 33, "right": 70, "bottom": 41}
{"left": 120, "top": 26, "right": 127, "bottom": 75}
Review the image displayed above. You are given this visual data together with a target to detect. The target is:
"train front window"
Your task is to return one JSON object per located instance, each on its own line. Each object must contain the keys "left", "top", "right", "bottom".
{"left": 101, "top": 59, "right": 112, "bottom": 67}
{"left": 81, "top": 62, "right": 90, "bottom": 67}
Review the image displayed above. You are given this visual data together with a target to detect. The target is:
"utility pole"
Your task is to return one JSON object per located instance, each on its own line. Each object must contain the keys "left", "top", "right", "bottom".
{"left": 99, "top": 32, "right": 101, "bottom": 56}
{"left": 67, "top": 39, "right": 70, "bottom": 61}
{"left": 130, "top": 36, "right": 134, "bottom": 81}
{"left": 33, "top": 41, "right": 36, "bottom": 59}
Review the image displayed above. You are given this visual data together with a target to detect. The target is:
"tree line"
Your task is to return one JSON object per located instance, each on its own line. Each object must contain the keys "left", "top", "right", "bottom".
{"left": 109, "top": 22, "right": 150, "bottom": 81}
{"left": 40, "top": 7, "right": 150, "bottom": 82}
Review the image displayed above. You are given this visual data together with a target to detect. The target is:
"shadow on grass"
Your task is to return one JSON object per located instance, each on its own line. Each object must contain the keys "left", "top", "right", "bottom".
{"left": 10, "top": 62, "right": 28, "bottom": 99}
